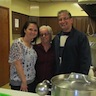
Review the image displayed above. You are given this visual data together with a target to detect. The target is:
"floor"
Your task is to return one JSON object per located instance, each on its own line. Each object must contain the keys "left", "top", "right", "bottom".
{"left": 1, "top": 83, "right": 11, "bottom": 89}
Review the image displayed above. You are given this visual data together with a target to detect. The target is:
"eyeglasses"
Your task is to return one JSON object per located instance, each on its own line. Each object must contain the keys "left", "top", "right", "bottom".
{"left": 40, "top": 32, "right": 50, "bottom": 37}
{"left": 58, "top": 17, "right": 71, "bottom": 21}
{"left": 63, "top": 17, "right": 70, "bottom": 20}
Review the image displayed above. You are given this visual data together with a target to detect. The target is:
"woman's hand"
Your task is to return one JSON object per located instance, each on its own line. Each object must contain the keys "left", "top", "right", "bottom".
{"left": 20, "top": 82, "right": 28, "bottom": 92}
{"left": 14, "top": 60, "right": 28, "bottom": 92}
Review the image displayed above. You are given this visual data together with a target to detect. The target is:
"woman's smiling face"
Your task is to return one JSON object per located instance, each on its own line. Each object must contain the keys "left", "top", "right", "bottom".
{"left": 24, "top": 23, "right": 38, "bottom": 41}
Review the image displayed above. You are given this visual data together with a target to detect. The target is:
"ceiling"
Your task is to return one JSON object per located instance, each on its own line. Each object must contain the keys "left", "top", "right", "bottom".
{"left": 28, "top": 0, "right": 78, "bottom": 2}
{"left": 28, "top": 0, "right": 96, "bottom": 17}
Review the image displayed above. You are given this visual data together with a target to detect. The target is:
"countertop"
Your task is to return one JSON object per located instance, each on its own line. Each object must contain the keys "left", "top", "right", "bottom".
{"left": 0, "top": 88, "right": 96, "bottom": 96}
{"left": 0, "top": 88, "right": 39, "bottom": 96}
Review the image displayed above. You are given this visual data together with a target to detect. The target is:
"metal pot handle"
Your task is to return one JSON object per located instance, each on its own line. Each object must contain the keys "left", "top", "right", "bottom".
{"left": 42, "top": 80, "right": 52, "bottom": 91}
{"left": 35, "top": 80, "right": 52, "bottom": 96}
{"left": 66, "top": 72, "right": 90, "bottom": 84}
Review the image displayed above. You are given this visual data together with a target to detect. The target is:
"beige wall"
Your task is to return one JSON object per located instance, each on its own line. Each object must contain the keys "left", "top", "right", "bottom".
{"left": 11, "top": 0, "right": 30, "bottom": 15}
{"left": 0, "top": 0, "right": 88, "bottom": 45}
{"left": 39, "top": 2, "right": 87, "bottom": 16}
{"left": 30, "top": 2, "right": 39, "bottom": 16}
{"left": 0, "top": 0, "right": 11, "bottom": 8}
{"left": 0, "top": 0, "right": 88, "bottom": 17}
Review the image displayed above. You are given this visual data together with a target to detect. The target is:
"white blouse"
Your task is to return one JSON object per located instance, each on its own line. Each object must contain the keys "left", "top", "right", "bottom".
{"left": 8, "top": 38, "right": 37, "bottom": 86}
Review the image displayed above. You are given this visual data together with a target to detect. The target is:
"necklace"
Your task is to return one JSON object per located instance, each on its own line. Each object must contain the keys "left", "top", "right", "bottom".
{"left": 21, "top": 37, "right": 31, "bottom": 48}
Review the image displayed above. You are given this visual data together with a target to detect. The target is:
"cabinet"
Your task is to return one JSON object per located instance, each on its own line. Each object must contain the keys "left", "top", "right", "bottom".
{"left": 39, "top": 16, "right": 91, "bottom": 35}
{"left": 12, "top": 12, "right": 40, "bottom": 34}
{"left": 73, "top": 16, "right": 89, "bottom": 34}
{"left": 12, "top": 12, "right": 29, "bottom": 34}
{"left": 39, "top": 17, "right": 61, "bottom": 35}
{"left": 12, "top": 13, "right": 96, "bottom": 35}
{"left": 29, "top": 16, "right": 39, "bottom": 25}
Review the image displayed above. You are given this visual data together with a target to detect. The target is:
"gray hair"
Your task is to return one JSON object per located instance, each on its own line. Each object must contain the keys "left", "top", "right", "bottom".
{"left": 39, "top": 25, "right": 53, "bottom": 36}
{"left": 57, "top": 10, "right": 72, "bottom": 18}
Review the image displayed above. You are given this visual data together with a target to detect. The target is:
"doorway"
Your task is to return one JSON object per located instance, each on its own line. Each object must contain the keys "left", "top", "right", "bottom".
{"left": 0, "top": 6, "right": 10, "bottom": 86}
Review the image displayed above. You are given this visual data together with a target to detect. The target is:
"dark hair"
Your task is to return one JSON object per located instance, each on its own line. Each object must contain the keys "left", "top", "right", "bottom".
{"left": 57, "top": 10, "right": 72, "bottom": 18}
{"left": 20, "top": 21, "right": 39, "bottom": 43}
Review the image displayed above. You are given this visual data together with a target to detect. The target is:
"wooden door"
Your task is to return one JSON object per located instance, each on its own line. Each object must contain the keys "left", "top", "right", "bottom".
{"left": 0, "top": 6, "right": 10, "bottom": 86}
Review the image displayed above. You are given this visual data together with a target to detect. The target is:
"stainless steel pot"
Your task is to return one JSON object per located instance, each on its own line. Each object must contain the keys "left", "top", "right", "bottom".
{"left": 36, "top": 73, "right": 96, "bottom": 96}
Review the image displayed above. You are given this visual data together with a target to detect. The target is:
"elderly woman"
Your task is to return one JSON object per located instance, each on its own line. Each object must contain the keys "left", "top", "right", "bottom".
{"left": 34, "top": 25, "right": 55, "bottom": 85}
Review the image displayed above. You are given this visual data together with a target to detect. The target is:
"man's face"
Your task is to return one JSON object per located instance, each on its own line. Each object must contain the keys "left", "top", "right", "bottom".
{"left": 58, "top": 12, "right": 73, "bottom": 32}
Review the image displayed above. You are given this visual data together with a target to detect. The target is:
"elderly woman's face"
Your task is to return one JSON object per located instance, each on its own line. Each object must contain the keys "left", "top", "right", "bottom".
{"left": 39, "top": 28, "right": 51, "bottom": 43}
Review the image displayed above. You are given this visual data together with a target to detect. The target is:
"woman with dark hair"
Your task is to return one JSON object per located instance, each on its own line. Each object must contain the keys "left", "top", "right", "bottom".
{"left": 20, "top": 21, "right": 39, "bottom": 43}
{"left": 8, "top": 21, "right": 39, "bottom": 92}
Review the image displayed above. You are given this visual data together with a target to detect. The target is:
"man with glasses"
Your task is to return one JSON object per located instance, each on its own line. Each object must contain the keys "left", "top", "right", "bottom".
{"left": 53, "top": 10, "right": 91, "bottom": 75}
